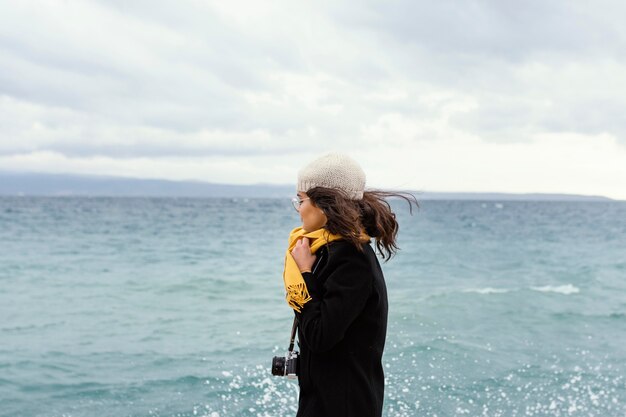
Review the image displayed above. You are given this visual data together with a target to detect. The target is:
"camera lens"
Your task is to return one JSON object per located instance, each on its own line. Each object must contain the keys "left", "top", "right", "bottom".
{"left": 271, "top": 356, "right": 285, "bottom": 376}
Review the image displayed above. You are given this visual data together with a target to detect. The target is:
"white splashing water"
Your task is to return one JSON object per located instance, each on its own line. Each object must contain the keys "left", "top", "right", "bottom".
{"left": 530, "top": 284, "right": 580, "bottom": 295}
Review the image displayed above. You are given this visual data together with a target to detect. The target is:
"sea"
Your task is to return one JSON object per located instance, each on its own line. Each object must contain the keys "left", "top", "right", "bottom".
{"left": 1, "top": 197, "right": 625, "bottom": 417}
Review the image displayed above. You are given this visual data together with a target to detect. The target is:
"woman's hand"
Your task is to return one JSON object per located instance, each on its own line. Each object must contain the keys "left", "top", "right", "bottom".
{"left": 291, "top": 237, "right": 317, "bottom": 273}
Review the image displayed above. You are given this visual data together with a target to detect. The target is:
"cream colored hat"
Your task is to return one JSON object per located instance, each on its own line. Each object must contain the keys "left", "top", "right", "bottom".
{"left": 297, "top": 152, "right": 366, "bottom": 200}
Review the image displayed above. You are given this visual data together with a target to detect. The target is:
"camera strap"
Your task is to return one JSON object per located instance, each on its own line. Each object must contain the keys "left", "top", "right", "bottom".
{"left": 288, "top": 316, "right": 298, "bottom": 353}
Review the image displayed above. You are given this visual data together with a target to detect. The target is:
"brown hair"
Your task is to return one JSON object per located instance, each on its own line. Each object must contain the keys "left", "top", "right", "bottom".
{"left": 305, "top": 187, "right": 419, "bottom": 261}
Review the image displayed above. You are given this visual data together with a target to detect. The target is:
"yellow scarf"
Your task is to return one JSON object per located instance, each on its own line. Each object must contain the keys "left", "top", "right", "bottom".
{"left": 283, "top": 226, "right": 370, "bottom": 312}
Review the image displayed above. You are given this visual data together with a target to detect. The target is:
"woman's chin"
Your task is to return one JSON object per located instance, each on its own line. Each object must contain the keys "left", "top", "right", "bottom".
{"left": 302, "top": 225, "right": 324, "bottom": 232}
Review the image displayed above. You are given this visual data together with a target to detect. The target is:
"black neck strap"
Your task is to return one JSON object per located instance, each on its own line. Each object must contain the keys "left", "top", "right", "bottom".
{"left": 288, "top": 317, "right": 298, "bottom": 352}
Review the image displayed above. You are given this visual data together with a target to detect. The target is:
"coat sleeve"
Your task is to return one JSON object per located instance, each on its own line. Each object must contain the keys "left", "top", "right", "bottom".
{"left": 296, "top": 247, "right": 373, "bottom": 353}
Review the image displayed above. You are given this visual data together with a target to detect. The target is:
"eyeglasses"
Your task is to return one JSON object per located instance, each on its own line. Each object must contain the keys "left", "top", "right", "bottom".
{"left": 291, "top": 196, "right": 310, "bottom": 211}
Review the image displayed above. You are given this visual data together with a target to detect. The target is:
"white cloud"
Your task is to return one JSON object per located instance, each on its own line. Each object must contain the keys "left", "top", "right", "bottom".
{"left": 1, "top": 0, "right": 625, "bottom": 199}
{"left": 357, "top": 131, "right": 626, "bottom": 200}
{"left": 3, "top": 131, "right": 624, "bottom": 199}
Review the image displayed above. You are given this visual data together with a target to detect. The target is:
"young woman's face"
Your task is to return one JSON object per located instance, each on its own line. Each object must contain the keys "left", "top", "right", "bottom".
{"left": 297, "top": 191, "right": 327, "bottom": 232}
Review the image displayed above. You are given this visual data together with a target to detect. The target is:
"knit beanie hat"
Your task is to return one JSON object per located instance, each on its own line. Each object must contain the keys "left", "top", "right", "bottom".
{"left": 297, "top": 152, "right": 366, "bottom": 200}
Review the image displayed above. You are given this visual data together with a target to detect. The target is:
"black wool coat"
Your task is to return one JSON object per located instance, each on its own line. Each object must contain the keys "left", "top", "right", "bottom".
{"left": 294, "top": 239, "right": 388, "bottom": 417}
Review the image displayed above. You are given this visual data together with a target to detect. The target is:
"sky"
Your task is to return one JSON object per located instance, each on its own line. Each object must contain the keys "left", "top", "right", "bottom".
{"left": 1, "top": 0, "right": 625, "bottom": 199}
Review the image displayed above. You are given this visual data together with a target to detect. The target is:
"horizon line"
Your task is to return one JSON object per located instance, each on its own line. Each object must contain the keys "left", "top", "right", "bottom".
{"left": 0, "top": 169, "right": 620, "bottom": 201}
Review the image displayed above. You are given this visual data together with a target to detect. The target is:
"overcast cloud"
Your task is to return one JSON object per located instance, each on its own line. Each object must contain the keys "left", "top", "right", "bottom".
{"left": 1, "top": 0, "right": 625, "bottom": 198}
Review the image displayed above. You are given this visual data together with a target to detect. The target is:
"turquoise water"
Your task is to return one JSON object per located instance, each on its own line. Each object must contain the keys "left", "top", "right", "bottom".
{"left": 1, "top": 197, "right": 625, "bottom": 417}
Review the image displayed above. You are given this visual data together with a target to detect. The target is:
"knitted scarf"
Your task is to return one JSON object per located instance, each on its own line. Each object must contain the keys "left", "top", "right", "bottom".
{"left": 283, "top": 226, "right": 370, "bottom": 312}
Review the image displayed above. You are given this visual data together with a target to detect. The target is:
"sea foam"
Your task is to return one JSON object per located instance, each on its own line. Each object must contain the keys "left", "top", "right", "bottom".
{"left": 462, "top": 287, "right": 511, "bottom": 294}
{"left": 530, "top": 284, "right": 580, "bottom": 295}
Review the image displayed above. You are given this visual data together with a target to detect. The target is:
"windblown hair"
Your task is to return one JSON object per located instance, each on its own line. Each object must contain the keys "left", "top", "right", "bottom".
{"left": 305, "top": 187, "right": 419, "bottom": 261}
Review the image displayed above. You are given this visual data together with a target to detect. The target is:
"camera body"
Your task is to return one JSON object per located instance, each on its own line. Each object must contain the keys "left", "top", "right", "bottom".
{"left": 271, "top": 350, "right": 299, "bottom": 379}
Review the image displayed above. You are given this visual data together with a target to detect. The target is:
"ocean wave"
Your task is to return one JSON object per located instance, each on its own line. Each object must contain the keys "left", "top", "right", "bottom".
{"left": 461, "top": 284, "right": 581, "bottom": 296}
{"left": 462, "top": 287, "right": 511, "bottom": 294}
{"left": 1, "top": 321, "right": 65, "bottom": 332}
{"left": 553, "top": 311, "right": 625, "bottom": 320}
{"left": 530, "top": 284, "right": 580, "bottom": 295}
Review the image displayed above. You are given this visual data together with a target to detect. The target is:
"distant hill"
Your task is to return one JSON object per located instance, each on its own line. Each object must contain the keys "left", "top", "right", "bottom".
{"left": 0, "top": 171, "right": 292, "bottom": 198}
{"left": 0, "top": 171, "right": 616, "bottom": 201}
{"left": 416, "top": 191, "right": 615, "bottom": 201}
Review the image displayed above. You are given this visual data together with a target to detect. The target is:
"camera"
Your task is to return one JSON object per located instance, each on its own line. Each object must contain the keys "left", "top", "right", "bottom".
{"left": 271, "top": 350, "right": 299, "bottom": 379}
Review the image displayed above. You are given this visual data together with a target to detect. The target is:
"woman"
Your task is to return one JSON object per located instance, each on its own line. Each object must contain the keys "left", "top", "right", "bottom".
{"left": 283, "top": 152, "right": 418, "bottom": 417}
